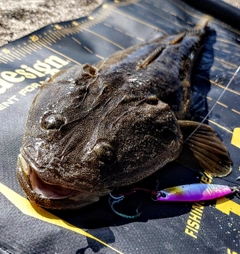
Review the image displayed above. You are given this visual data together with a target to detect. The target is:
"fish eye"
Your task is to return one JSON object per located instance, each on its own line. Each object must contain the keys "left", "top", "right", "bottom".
{"left": 41, "top": 113, "right": 65, "bottom": 130}
{"left": 93, "top": 142, "right": 116, "bottom": 164}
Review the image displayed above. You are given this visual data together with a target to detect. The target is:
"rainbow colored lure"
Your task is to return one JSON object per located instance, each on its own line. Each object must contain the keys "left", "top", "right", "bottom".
{"left": 155, "top": 184, "right": 237, "bottom": 202}
{"left": 109, "top": 183, "right": 240, "bottom": 219}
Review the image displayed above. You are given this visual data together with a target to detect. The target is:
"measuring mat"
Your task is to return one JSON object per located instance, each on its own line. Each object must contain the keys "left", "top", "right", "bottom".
{"left": 0, "top": 0, "right": 240, "bottom": 253}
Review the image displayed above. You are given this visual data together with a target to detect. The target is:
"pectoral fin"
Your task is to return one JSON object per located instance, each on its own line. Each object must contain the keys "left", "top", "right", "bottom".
{"left": 177, "top": 120, "right": 232, "bottom": 177}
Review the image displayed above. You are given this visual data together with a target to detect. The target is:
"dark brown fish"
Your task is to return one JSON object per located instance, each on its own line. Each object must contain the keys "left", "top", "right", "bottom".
{"left": 17, "top": 21, "right": 232, "bottom": 209}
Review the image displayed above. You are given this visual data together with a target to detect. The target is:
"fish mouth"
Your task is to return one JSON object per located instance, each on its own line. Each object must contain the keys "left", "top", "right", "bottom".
{"left": 16, "top": 153, "right": 100, "bottom": 209}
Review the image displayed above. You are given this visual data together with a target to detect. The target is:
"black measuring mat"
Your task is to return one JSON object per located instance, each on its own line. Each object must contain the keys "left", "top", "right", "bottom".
{"left": 0, "top": 0, "right": 240, "bottom": 253}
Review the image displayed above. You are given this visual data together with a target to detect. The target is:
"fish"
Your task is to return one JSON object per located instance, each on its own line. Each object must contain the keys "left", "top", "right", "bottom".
{"left": 17, "top": 20, "right": 232, "bottom": 209}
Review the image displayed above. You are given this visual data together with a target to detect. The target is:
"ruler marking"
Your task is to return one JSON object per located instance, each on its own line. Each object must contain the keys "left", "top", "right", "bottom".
{"left": 83, "top": 46, "right": 93, "bottom": 54}
{"left": 55, "top": 30, "right": 66, "bottom": 38}
{"left": 38, "top": 42, "right": 81, "bottom": 65}
{"left": 231, "top": 109, "right": 240, "bottom": 115}
{"left": 0, "top": 58, "right": 8, "bottom": 64}
{"left": 45, "top": 35, "right": 56, "bottom": 43}
{"left": 51, "top": 32, "right": 61, "bottom": 40}
{"left": 72, "top": 37, "right": 81, "bottom": 45}
{"left": 2, "top": 55, "right": 14, "bottom": 62}
{"left": 208, "top": 119, "right": 232, "bottom": 134}
{"left": 19, "top": 48, "right": 30, "bottom": 55}
{"left": 95, "top": 54, "right": 105, "bottom": 60}
{"left": 17, "top": 49, "right": 26, "bottom": 57}
{"left": 41, "top": 37, "right": 52, "bottom": 45}
{"left": 197, "top": 75, "right": 240, "bottom": 96}
{"left": 216, "top": 101, "right": 228, "bottom": 108}
{"left": 24, "top": 45, "right": 35, "bottom": 53}
{"left": 84, "top": 28, "right": 124, "bottom": 49}
{"left": 9, "top": 52, "right": 21, "bottom": 60}
{"left": 112, "top": 8, "right": 165, "bottom": 33}
{"left": 47, "top": 34, "right": 57, "bottom": 43}
{"left": 136, "top": 2, "right": 182, "bottom": 29}
{"left": 215, "top": 57, "right": 238, "bottom": 68}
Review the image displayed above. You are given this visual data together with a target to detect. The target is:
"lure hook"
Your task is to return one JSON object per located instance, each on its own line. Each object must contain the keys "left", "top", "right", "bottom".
{"left": 109, "top": 193, "right": 142, "bottom": 219}
{"left": 230, "top": 186, "right": 240, "bottom": 199}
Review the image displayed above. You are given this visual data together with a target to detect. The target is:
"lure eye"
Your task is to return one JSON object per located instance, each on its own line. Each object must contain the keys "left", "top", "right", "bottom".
{"left": 158, "top": 191, "right": 167, "bottom": 198}
{"left": 41, "top": 113, "right": 65, "bottom": 130}
{"left": 93, "top": 142, "right": 116, "bottom": 165}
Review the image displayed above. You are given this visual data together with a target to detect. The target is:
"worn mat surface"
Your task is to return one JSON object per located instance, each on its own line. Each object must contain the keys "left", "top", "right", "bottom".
{"left": 0, "top": 0, "right": 240, "bottom": 253}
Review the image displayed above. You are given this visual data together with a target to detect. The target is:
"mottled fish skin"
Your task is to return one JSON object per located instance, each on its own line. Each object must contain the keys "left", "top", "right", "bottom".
{"left": 16, "top": 23, "right": 230, "bottom": 210}
{"left": 94, "top": 31, "right": 198, "bottom": 120}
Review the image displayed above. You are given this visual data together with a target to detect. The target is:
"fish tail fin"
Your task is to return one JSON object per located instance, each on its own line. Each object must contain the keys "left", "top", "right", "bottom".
{"left": 177, "top": 120, "right": 232, "bottom": 177}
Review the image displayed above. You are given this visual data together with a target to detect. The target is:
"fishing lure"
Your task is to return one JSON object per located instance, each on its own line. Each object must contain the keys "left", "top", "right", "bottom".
{"left": 109, "top": 184, "right": 240, "bottom": 218}
{"left": 155, "top": 184, "right": 239, "bottom": 202}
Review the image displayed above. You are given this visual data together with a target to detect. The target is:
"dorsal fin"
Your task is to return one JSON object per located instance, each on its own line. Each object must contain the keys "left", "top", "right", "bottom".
{"left": 137, "top": 32, "right": 186, "bottom": 70}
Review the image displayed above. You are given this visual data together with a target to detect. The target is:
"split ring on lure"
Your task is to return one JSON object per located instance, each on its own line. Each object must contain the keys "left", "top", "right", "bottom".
{"left": 109, "top": 184, "right": 240, "bottom": 219}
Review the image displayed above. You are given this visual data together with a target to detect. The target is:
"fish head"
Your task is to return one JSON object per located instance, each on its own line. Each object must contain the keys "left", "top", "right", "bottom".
{"left": 17, "top": 64, "right": 183, "bottom": 209}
